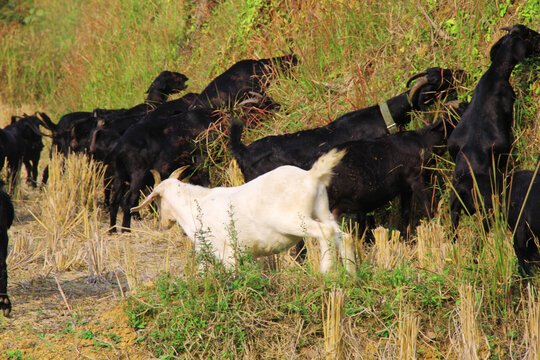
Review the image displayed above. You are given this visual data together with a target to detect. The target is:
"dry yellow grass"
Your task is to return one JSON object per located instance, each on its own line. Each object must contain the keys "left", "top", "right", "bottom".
{"left": 416, "top": 220, "right": 452, "bottom": 273}
{"left": 398, "top": 307, "right": 419, "bottom": 360}
{"left": 451, "top": 284, "right": 488, "bottom": 359}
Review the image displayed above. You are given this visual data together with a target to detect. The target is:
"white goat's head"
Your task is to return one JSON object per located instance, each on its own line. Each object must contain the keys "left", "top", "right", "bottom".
{"left": 130, "top": 166, "right": 190, "bottom": 229}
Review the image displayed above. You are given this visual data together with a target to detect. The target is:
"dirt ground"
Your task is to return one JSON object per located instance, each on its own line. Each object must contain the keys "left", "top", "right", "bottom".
{"left": 0, "top": 183, "right": 187, "bottom": 360}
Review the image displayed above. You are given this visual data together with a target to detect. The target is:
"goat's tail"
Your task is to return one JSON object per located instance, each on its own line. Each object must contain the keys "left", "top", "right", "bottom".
{"left": 310, "top": 148, "right": 346, "bottom": 186}
{"left": 228, "top": 117, "right": 247, "bottom": 156}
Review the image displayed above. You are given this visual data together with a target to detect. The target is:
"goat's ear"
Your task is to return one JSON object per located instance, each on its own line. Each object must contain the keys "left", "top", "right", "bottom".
{"left": 169, "top": 165, "right": 190, "bottom": 180}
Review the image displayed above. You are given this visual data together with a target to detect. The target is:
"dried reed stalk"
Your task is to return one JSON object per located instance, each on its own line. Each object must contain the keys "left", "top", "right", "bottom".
{"left": 33, "top": 152, "right": 106, "bottom": 271}
{"left": 343, "top": 219, "right": 365, "bottom": 263}
{"left": 225, "top": 159, "right": 245, "bottom": 187}
{"left": 371, "top": 227, "right": 406, "bottom": 269}
{"left": 305, "top": 237, "right": 320, "bottom": 273}
{"left": 6, "top": 231, "right": 41, "bottom": 270}
{"left": 415, "top": 221, "right": 449, "bottom": 272}
{"left": 323, "top": 286, "right": 345, "bottom": 360}
{"left": 398, "top": 308, "right": 419, "bottom": 360}
{"left": 122, "top": 242, "right": 139, "bottom": 292}
{"left": 86, "top": 232, "right": 107, "bottom": 281}
{"left": 44, "top": 237, "right": 85, "bottom": 271}
{"left": 524, "top": 284, "right": 540, "bottom": 360}
{"left": 452, "top": 284, "right": 485, "bottom": 360}
{"left": 54, "top": 275, "right": 72, "bottom": 313}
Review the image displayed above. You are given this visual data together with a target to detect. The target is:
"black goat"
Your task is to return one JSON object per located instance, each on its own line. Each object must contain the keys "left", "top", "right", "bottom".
{"left": 93, "top": 70, "right": 188, "bottom": 122}
{"left": 325, "top": 103, "right": 465, "bottom": 235}
{"left": 230, "top": 67, "right": 464, "bottom": 183}
{"left": 189, "top": 54, "right": 298, "bottom": 111}
{"left": 505, "top": 162, "right": 540, "bottom": 276}
{"left": 38, "top": 71, "right": 188, "bottom": 185}
{"left": 106, "top": 109, "right": 219, "bottom": 232}
{"left": 1, "top": 113, "right": 46, "bottom": 189}
{"left": 90, "top": 92, "right": 199, "bottom": 162}
{"left": 90, "top": 93, "right": 199, "bottom": 207}
{"left": 448, "top": 24, "right": 540, "bottom": 234}
{"left": 0, "top": 187, "right": 14, "bottom": 316}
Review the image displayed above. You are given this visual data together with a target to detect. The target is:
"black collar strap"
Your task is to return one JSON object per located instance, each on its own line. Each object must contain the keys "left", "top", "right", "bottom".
{"left": 379, "top": 102, "right": 397, "bottom": 133}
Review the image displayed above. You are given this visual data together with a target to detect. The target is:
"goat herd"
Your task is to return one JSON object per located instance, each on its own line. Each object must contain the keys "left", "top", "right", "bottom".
{"left": 0, "top": 24, "right": 539, "bottom": 318}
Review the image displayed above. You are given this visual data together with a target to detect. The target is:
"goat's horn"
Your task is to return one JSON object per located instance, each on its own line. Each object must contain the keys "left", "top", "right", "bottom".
{"left": 131, "top": 193, "right": 156, "bottom": 213}
{"left": 28, "top": 121, "right": 52, "bottom": 138}
{"left": 169, "top": 165, "right": 190, "bottom": 180}
{"left": 247, "top": 91, "right": 264, "bottom": 99}
{"left": 406, "top": 71, "right": 427, "bottom": 88}
{"left": 237, "top": 97, "right": 262, "bottom": 107}
{"left": 150, "top": 170, "right": 161, "bottom": 186}
{"left": 36, "top": 112, "right": 56, "bottom": 130}
{"left": 408, "top": 76, "right": 429, "bottom": 102}
{"left": 500, "top": 26, "right": 512, "bottom": 32}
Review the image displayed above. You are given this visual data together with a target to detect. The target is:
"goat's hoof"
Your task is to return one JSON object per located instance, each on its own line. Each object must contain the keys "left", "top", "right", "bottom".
{"left": 0, "top": 295, "right": 11, "bottom": 317}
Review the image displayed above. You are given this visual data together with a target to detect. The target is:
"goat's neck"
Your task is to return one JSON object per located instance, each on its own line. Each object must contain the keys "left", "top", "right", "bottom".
{"left": 384, "top": 91, "right": 413, "bottom": 125}
{"left": 489, "top": 53, "right": 519, "bottom": 80}
{"left": 164, "top": 184, "right": 208, "bottom": 237}
{"left": 420, "top": 120, "right": 448, "bottom": 151}
{"left": 145, "top": 90, "right": 169, "bottom": 105}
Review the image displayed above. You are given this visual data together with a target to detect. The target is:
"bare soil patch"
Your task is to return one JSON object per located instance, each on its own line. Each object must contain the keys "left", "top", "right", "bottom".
{"left": 0, "top": 183, "right": 186, "bottom": 359}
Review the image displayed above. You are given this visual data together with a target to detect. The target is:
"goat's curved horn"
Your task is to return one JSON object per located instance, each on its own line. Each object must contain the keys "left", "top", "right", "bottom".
{"left": 27, "top": 121, "right": 52, "bottom": 138}
{"left": 150, "top": 170, "right": 161, "bottom": 186}
{"left": 406, "top": 71, "right": 427, "bottom": 88}
{"left": 237, "top": 97, "right": 262, "bottom": 107}
{"left": 408, "top": 76, "right": 429, "bottom": 102}
{"left": 36, "top": 112, "right": 56, "bottom": 130}
{"left": 169, "top": 165, "right": 190, "bottom": 180}
{"left": 247, "top": 91, "right": 264, "bottom": 99}
{"left": 131, "top": 193, "right": 157, "bottom": 213}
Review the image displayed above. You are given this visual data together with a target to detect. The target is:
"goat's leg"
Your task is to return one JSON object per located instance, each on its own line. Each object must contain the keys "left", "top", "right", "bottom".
{"left": 400, "top": 190, "right": 414, "bottom": 239}
{"left": 24, "top": 158, "right": 39, "bottom": 187}
{"left": 514, "top": 224, "right": 539, "bottom": 276}
{"left": 109, "top": 177, "right": 126, "bottom": 233}
{"left": 321, "top": 203, "right": 356, "bottom": 274}
{"left": 41, "top": 165, "right": 49, "bottom": 188}
{"left": 0, "top": 230, "right": 11, "bottom": 317}
{"left": 449, "top": 191, "right": 461, "bottom": 242}
{"left": 22, "top": 161, "right": 31, "bottom": 186}
{"left": 330, "top": 217, "right": 356, "bottom": 275}
{"left": 121, "top": 173, "right": 146, "bottom": 232}
{"left": 31, "top": 158, "right": 39, "bottom": 187}
{"left": 40, "top": 149, "right": 54, "bottom": 187}
{"left": 290, "top": 206, "right": 342, "bottom": 263}
{"left": 312, "top": 194, "right": 341, "bottom": 272}
{"left": 303, "top": 220, "right": 337, "bottom": 274}
{"left": 103, "top": 166, "right": 114, "bottom": 207}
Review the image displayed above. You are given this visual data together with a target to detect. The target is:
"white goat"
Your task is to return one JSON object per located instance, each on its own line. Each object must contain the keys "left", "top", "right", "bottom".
{"left": 131, "top": 149, "right": 356, "bottom": 274}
